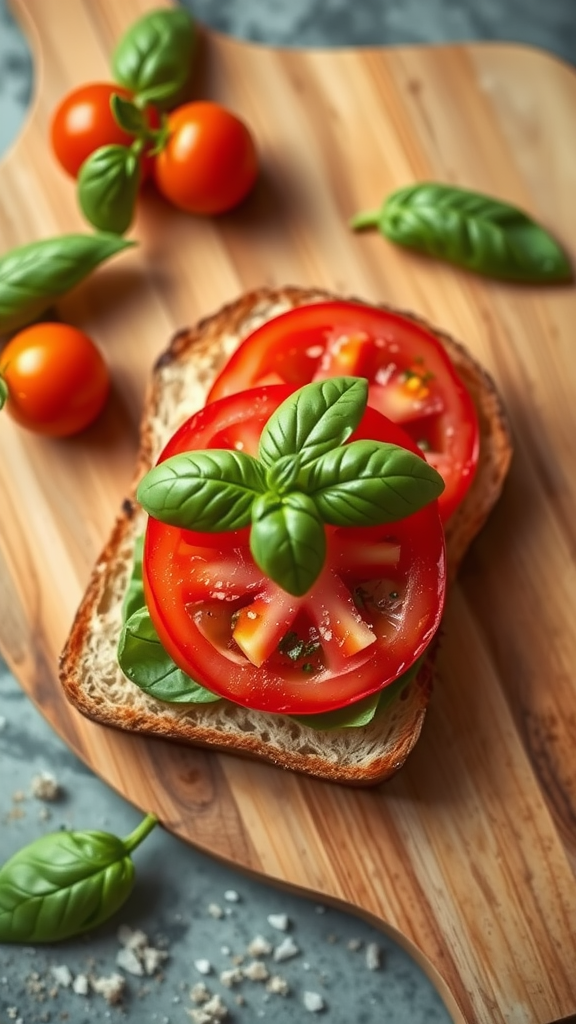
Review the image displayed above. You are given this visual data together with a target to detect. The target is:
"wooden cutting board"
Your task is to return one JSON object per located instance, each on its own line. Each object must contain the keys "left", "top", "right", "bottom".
{"left": 2, "top": 1, "right": 576, "bottom": 1020}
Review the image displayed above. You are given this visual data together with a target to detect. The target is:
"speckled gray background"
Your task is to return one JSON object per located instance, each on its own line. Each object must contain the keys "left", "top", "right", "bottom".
{"left": 1, "top": 0, "right": 575, "bottom": 1021}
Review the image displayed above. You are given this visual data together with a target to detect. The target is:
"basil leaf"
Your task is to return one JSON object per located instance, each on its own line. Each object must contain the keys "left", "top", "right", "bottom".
{"left": 118, "top": 605, "right": 220, "bottom": 703}
{"left": 78, "top": 145, "right": 140, "bottom": 235}
{"left": 292, "top": 660, "right": 421, "bottom": 730}
{"left": 306, "top": 440, "right": 444, "bottom": 525}
{"left": 0, "top": 233, "right": 135, "bottom": 334}
{"left": 137, "top": 450, "right": 266, "bottom": 532}
{"left": 112, "top": 8, "right": 197, "bottom": 111}
{"left": 110, "top": 93, "right": 150, "bottom": 136}
{"left": 250, "top": 491, "right": 326, "bottom": 596}
{"left": 259, "top": 377, "right": 368, "bottom": 470}
{"left": 352, "top": 183, "right": 572, "bottom": 283}
{"left": 121, "top": 534, "right": 145, "bottom": 621}
{"left": 0, "top": 814, "right": 157, "bottom": 943}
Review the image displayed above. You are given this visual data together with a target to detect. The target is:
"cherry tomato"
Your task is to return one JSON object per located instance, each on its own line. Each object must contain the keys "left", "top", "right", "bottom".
{"left": 50, "top": 82, "right": 159, "bottom": 180}
{"left": 152, "top": 101, "right": 259, "bottom": 215}
{"left": 143, "top": 385, "right": 446, "bottom": 716}
{"left": 207, "top": 301, "right": 480, "bottom": 522}
{"left": 0, "top": 323, "right": 110, "bottom": 437}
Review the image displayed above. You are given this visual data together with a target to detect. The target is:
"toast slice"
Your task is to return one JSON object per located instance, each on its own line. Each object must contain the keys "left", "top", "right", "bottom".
{"left": 59, "top": 286, "right": 513, "bottom": 784}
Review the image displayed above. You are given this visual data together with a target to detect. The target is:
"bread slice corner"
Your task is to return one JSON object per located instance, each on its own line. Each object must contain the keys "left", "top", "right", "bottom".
{"left": 59, "top": 286, "right": 512, "bottom": 785}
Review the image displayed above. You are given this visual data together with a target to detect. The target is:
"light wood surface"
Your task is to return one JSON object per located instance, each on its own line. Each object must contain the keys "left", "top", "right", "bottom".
{"left": 2, "top": 2, "right": 576, "bottom": 1021}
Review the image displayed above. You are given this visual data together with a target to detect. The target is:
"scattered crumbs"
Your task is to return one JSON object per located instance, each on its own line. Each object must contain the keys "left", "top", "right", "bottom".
{"left": 38, "top": 806, "right": 52, "bottom": 822}
{"left": 303, "top": 961, "right": 312, "bottom": 971}
{"left": 273, "top": 936, "right": 300, "bottom": 962}
{"left": 246, "top": 935, "right": 272, "bottom": 958}
{"left": 90, "top": 972, "right": 126, "bottom": 1005}
{"left": 242, "top": 960, "right": 269, "bottom": 982}
{"left": 314, "top": 905, "right": 326, "bottom": 914}
{"left": 208, "top": 903, "right": 224, "bottom": 919}
{"left": 304, "top": 991, "right": 326, "bottom": 1013}
{"left": 234, "top": 994, "right": 245, "bottom": 1007}
{"left": 366, "top": 942, "right": 381, "bottom": 971}
{"left": 7, "top": 1009, "right": 19, "bottom": 1020}
{"left": 267, "top": 913, "right": 290, "bottom": 931}
{"left": 117, "top": 925, "right": 148, "bottom": 951}
{"left": 220, "top": 945, "right": 231, "bottom": 956}
{"left": 347, "top": 937, "right": 362, "bottom": 951}
{"left": 230, "top": 954, "right": 244, "bottom": 967}
{"left": 50, "top": 964, "right": 73, "bottom": 987}
{"left": 194, "top": 959, "right": 213, "bottom": 976}
{"left": 143, "top": 945, "right": 168, "bottom": 976}
{"left": 223, "top": 889, "right": 240, "bottom": 902}
{"left": 219, "top": 967, "right": 243, "bottom": 988}
{"left": 30, "top": 771, "right": 61, "bottom": 802}
{"left": 72, "top": 974, "right": 90, "bottom": 995}
{"left": 116, "top": 946, "right": 144, "bottom": 977}
{"left": 266, "top": 974, "right": 290, "bottom": 996}
{"left": 186, "top": 993, "right": 228, "bottom": 1022}
{"left": 190, "top": 982, "right": 211, "bottom": 1004}
{"left": 12, "top": 789, "right": 26, "bottom": 803}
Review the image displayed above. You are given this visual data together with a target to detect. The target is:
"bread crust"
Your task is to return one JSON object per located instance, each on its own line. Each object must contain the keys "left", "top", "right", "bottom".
{"left": 59, "top": 286, "right": 512, "bottom": 784}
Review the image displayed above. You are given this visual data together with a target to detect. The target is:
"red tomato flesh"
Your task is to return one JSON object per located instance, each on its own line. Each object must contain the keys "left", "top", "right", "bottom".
{"left": 207, "top": 301, "right": 480, "bottom": 522}
{"left": 143, "top": 385, "right": 446, "bottom": 716}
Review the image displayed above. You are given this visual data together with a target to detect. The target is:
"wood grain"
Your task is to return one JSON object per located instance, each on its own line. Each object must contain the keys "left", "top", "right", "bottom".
{"left": 2, "top": 1, "right": 576, "bottom": 1021}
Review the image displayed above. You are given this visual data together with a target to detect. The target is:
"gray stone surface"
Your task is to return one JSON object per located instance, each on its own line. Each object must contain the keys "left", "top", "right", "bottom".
{"left": 1, "top": 0, "right": 574, "bottom": 1019}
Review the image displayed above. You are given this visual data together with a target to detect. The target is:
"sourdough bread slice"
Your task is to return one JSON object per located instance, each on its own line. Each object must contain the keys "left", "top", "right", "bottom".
{"left": 59, "top": 286, "right": 512, "bottom": 784}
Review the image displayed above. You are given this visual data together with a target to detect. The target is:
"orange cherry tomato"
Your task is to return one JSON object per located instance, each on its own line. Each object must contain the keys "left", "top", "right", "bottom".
{"left": 153, "top": 101, "right": 259, "bottom": 215}
{"left": 0, "top": 323, "right": 110, "bottom": 437}
{"left": 50, "top": 82, "right": 159, "bottom": 180}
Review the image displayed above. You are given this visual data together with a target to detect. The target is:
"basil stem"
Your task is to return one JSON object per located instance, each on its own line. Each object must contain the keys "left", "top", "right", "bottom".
{"left": 77, "top": 144, "right": 141, "bottom": 235}
{"left": 0, "top": 813, "right": 157, "bottom": 943}
{"left": 350, "top": 182, "right": 573, "bottom": 283}
{"left": 112, "top": 8, "right": 197, "bottom": 111}
{"left": 0, "top": 233, "right": 135, "bottom": 334}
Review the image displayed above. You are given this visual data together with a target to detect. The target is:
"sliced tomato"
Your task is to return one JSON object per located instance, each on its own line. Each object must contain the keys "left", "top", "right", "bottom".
{"left": 143, "top": 385, "right": 446, "bottom": 716}
{"left": 207, "top": 301, "right": 479, "bottom": 522}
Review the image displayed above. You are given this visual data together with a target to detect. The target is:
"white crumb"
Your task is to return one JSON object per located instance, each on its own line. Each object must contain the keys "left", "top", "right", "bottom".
{"left": 190, "top": 982, "right": 211, "bottom": 1004}
{"left": 219, "top": 967, "right": 243, "bottom": 988}
{"left": 266, "top": 974, "right": 290, "bottom": 996}
{"left": 194, "top": 959, "right": 213, "bottom": 975}
{"left": 347, "top": 937, "right": 362, "bottom": 951}
{"left": 117, "top": 925, "right": 148, "bottom": 950}
{"left": 72, "top": 973, "right": 90, "bottom": 995}
{"left": 143, "top": 945, "right": 168, "bottom": 975}
{"left": 247, "top": 934, "right": 272, "bottom": 957}
{"left": 273, "top": 936, "right": 300, "bottom": 962}
{"left": 208, "top": 903, "right": 224, "bottom": 919}
{"left": 116, "top": 946, "right": 144, "bottom": 976}
{"left": 30, "top": 771, "right": 60, "bottom": 801}
{"left": 223, "top": 889, "right": 240, "bottom": 902}
{"left": 186, "top": 992, "right": 228, "bottom": 1022}
{"left": 50, "top": 964, "right": 73, "bottom": 987}
{"left": 243, "top": 960, "right": 269, "bottom": 982}
{"left": 267, "top": 913, "right": 290, "bottom": 931}
{"left": 90, "top": 972, "right": 126, "bottom": 1004}
{"left": 303, "top": 991, "right": 325, "bottom": 1012}
{"left": 366, "top": 942, "right": 381, "bottom": 970}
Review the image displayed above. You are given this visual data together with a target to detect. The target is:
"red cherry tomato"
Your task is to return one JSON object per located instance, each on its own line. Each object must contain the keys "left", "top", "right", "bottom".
{"left": 143, "top": 385, "right": 446, "bottom": 716}
{"left": 207, "top": 301, "right": 480, "bottom": 522}
{"left": 50, "top": 82, "right": 159, "bottom": 180}
{"left": 0, "top": 323, "right": 110, "bottom": 437}
{"left": 153, "top": 101, "right": 259, "bottom": 215}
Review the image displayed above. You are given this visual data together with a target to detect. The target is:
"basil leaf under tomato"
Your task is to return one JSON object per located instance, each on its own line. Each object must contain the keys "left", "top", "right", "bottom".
{"left": 118, "top": 605, "right": 220, "bottom": 704}
{"left": 0, "top": 233, "right": 134, "bottom": 334}
{"left": 112, "top": 8, "right": 197, "bottom": 110}
{"left": 291, "top": 660, "right": 421, "bottom": 730}
{"left": 78, "top": 144, "right": 141, "bottom": 235}
{"left": 351, "top": 182, "right": 573, "bottom": 283}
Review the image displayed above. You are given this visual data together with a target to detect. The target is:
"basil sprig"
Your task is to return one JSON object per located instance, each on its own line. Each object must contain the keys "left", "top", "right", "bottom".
{"left": 0, "top": 814, "right": 157, "bottom": 943}
{"left": 137, "top": 377, "right": 444, "bottom": 597}
{"left": 350, "top": 182, "right": 573, "bottom": 283}
{"left": 78, "top": 145, "right": 142, "bottom": 235}
{"left": 112, "top": 8, "right": 197, "bottom": 110}
{"left": 0, "top": 233, "right": 135, "bottom": 334}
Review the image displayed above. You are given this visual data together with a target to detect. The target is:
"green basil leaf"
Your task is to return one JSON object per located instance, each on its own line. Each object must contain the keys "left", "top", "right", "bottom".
{"left": 137, "top": 450, "right": 266, "bottom": 532}
{"left": 110, "top": 93, "right": 149, "bottom": 136}
{"left": 353, "top": 182, "right": 572, "bottom": 283}
{"left": 121, "top": 534, "right": 145, "bottom": 621}
{"left": 112, "top": 8, "right": 197, "bottom": 111}
{"left": 78, "top": 144, "right": 140, "bottom": 235}
{"left": 0, "top": 814, "right": 157, "bottom": 943}
{"left": 306, "top": 439, "right": 444, "bottom": 525}
{"left": 259, "top": 377, "right": 368, "bottom": 470}
{"left": 250, "top": 491, "right": 326, "bottom": 596}
{"left": 118, "top": 605, "right": 220, "bottom": 703}
{"left": 291, "top": 660, "right": 421, "bottom": 730}
{"left": 0, "top": 233, "right": 135, "bottom": 334}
